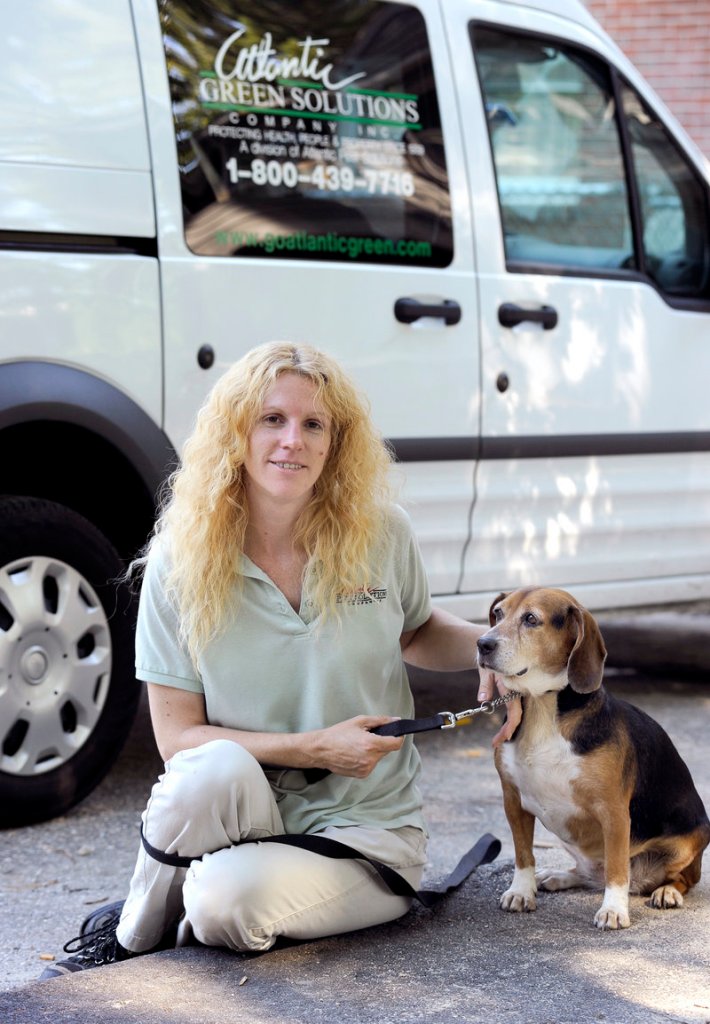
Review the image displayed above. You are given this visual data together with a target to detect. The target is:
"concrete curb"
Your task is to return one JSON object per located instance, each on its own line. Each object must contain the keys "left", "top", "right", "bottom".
{"left": 598, "top": 614, "right": 710, "bottom": 674}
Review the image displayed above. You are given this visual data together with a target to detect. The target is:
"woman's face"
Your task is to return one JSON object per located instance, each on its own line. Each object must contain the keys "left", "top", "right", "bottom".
{"left": 243, "top": 372, "right": 332, "bottom": 513}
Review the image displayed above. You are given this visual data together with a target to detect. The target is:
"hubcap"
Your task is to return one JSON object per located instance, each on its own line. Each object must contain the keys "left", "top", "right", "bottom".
{"left": 0, "top": 556, "right": 112, "bottom": 776}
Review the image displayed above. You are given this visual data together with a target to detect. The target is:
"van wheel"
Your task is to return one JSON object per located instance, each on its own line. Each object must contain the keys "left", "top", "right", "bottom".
{"left": 0, "top": 496, "right": 140, "bottom": 826}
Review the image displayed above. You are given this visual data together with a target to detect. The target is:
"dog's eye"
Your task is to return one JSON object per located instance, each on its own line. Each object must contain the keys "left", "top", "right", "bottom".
{"left": 493, "top": 607, "right": 504, "bottom": 622}
{"left": 523, "top": 612, "right": 539, "bottom": 626}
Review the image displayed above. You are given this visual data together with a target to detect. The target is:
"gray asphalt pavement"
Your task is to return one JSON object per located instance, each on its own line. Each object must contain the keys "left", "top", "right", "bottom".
{"left": 1, "top": 642, "right": 710, "bottom": 1023}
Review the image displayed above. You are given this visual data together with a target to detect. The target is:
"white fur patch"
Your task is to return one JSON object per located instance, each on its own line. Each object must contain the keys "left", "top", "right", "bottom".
{"left": 514, "top": 667, "right": 569, "bottom": 699}
{"left": 501, "top": 865, "right": 537, "bottom": 913}
{"left": 500, "top": 700, "right": 582, "bottom": 844}
{"left": 595, "top": 883, "right": 630, "bottom": 929}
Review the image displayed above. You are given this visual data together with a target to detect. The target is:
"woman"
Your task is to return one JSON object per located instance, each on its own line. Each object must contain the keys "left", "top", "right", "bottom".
{"left": 42, "top": 342, "right": 515, "bottom": 978}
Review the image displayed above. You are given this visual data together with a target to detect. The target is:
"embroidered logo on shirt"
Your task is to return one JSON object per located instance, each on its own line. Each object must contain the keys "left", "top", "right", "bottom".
{"left": 336, "top": 587, "right": 388, "bottom": 606}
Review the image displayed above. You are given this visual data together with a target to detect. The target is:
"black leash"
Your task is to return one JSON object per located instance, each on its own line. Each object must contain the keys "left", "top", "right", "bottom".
{"left": 140, "top": 826, "right": 501, "bottom": 908}
{"left": 295, "top": 691, "right": 521, "bottom": 782}
{"left": 370, "top": 691, "right": 521, "bottom": 737}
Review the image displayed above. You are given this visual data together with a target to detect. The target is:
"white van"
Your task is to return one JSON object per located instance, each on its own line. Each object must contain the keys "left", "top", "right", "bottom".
{"left": 2, "top": 0, "right": 709, "bottom": 824}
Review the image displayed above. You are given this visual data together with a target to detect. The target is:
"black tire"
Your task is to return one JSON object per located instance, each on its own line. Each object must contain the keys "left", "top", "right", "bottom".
{"left": 0, "top": 496, "right": 140, "bottom": 827}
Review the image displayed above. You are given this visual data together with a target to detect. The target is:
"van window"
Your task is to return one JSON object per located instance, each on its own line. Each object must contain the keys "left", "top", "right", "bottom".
{"left": 159, "top": 0, "right": 452, "bottom": 267}
{"left": 622, "top": 84, "right": 710, "bottom": 299}
{"left": 471, "top": 23, "right": 710, "bottom": 302}
{"left": 472, "top": 25, "right": 633, "bottom": 272}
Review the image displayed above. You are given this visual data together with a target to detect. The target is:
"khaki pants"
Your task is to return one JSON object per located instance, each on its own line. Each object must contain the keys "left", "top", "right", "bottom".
{"left": 116, "top": 739, "right": 427, "bottom": 954}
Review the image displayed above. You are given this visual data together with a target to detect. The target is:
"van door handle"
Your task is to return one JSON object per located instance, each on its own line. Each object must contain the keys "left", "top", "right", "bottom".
{"left": 498, "top": 303, "right": 558, "bottom": 330}
{"left": 395, "top": 297, "right": 462, "bottom": 325}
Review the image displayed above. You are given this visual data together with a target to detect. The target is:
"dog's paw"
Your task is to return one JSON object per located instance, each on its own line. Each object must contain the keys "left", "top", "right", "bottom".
{"left": 593, "top": 904, "right": 630, "bottom": 930}
{"left": 648, "top": 884, "right": 684, "bottom": 909}
{"left": 500, "top": 887, "right": 537, "bottom": 913}
{"left": 536, "top": 869, "right": 581, "bottom": 892}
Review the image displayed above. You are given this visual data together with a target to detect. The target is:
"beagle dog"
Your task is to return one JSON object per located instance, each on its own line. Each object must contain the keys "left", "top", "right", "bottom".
{"left": 477, "top": 587, "right": 710, "bottom": 930}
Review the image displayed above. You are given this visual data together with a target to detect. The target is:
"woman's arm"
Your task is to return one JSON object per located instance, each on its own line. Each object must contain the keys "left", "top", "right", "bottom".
{"left": 400, "top": 607, "right": 487, "bottom": 676}
{"left": 147, "top": 683, "right": 404, "bottom": 776}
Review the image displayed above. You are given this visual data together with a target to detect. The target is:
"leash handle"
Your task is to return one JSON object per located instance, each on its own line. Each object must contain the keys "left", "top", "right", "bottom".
{"left": 370, "top": 692, "right": 521, "bottom": 738}
{"left": 370, "top": 714, "right": 448, "bottom": 737}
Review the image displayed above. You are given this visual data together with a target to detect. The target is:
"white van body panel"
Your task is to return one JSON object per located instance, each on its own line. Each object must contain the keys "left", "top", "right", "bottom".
{"left": 0, "top": 251, "right": 163, "bottom": 424}
{"left": 0, "top": 0, "right": 161, "bottom": 419}
{"left": 0, "top": 0, "right": 154, "bottom": 238}
{"left": 485, "top": 0, "right": 603, "bottom": 36}
{"left": 435, "top": 573, "right": 710, "bottom": 623}
{"left": 463, "top": 452, "right": 710, "bottom": 594}
{"left": 0, "top": 164, "right": 155, "bottom": 237}
{"left": 0, "top": 2, "right": 149, "bottom": 171}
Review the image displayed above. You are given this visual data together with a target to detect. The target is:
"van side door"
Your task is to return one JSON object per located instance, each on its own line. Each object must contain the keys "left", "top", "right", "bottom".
{"left": 443, "top": 3, "right": 710, "bottom": 609}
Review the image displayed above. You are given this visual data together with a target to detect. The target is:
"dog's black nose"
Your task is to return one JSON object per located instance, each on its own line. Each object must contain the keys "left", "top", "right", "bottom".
{"left": 477, "top": 636, "right": 498, "bottom": 655}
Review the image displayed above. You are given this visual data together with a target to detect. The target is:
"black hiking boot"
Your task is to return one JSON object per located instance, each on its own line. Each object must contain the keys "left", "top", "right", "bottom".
{"left": 39, "top": 902, "right": 133, "bottom": 980}
{"left": 39, "top": 898, "right": 182, "bottom": 980}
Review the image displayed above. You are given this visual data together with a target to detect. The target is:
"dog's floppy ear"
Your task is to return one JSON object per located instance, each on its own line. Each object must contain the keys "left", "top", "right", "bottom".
{"left": 488, "top": 592, "right": 508, "bottom": 626}
{"left": 567, "top": 604, "right": 607, "bottom": 693}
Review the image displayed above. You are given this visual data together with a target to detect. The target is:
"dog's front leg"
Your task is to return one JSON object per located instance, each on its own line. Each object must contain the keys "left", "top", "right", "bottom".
{"left": 594, "top": 804, "right": 631, "bottom": 930}
{"left": 500, "top": 777, "right": 537, "bottom": 912}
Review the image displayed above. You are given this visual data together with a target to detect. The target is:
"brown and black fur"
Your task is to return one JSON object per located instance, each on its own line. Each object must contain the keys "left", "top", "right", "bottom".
{"left": 477, "top": 587, "right": 710, "bottom": 929}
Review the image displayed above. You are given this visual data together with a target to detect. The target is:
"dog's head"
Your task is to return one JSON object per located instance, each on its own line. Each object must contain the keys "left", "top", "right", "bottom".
{"left": 477, "top": 587, "right": 607, "bottom": 696}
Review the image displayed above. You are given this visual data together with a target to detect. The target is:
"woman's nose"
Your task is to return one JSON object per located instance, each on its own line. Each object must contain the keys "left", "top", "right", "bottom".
{"left": 281, "top": 420, "right": 304, "bottom": 448}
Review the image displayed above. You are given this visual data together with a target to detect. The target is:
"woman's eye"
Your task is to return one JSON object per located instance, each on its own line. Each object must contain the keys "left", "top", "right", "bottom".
{"left": 305, "top": 420, "right": 323, "bottom": 431}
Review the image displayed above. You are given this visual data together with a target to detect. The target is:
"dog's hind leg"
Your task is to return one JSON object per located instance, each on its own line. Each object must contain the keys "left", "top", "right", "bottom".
{"left": 537, "top": 844, "right": 603, "bottom": 892}
{"left": 536, "top": 868, "right": 587, "bottom": 892}
{"left": 645, "top": 828, "right": 710, "bottom": 909}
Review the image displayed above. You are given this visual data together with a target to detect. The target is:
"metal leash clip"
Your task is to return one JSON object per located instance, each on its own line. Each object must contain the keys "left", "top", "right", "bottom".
{"left": 438, "top": 690, "right": 521, "bottom": 729}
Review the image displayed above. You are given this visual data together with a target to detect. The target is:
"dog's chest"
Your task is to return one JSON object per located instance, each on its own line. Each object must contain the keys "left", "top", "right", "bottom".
{"left": 501, "top": 711, "right": 582, "bottom": 840}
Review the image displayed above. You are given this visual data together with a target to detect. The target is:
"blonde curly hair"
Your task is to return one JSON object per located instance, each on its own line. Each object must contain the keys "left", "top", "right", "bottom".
{"left": 149, "top": 342, "right": 394, "bottom": 666}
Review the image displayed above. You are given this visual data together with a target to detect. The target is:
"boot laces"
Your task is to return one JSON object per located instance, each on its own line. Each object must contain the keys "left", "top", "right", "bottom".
{"left": 62, "top": 910, "right": 123, "bottom": 964}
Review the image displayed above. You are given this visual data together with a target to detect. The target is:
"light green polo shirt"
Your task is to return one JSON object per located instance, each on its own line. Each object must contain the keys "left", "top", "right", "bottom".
{"left": 135, "top": 505, "right": 432, "bottom": 836}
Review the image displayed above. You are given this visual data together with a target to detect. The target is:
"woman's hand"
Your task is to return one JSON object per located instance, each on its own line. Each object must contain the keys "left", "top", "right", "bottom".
{"left": 477, "top": 667, "right": 522, "bottom": 747}
{"left": 147, "top": 685, "right": 402, "bottom": 776}
{"left": 310, "top": 716, "right": 404, "bottom": 778}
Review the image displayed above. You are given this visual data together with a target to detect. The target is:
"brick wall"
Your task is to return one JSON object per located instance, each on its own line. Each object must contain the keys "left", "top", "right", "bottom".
{"left": 584, "top": 0, "right": 710, "bottom": 158}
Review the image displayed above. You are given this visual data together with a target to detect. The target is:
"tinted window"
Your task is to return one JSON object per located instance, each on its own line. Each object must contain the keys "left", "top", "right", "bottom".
{"left": 622, "top": 84, "right": 710, "bottom": 299}
{"left": 472, "top": 25, "right": 633, "bottom": 272}
{"left": 160, "top": 0, "right": 452, "bottom": 266}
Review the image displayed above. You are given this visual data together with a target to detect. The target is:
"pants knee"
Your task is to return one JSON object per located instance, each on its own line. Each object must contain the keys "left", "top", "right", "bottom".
{"left": 170, "top": 739, "right": 263, "bottom": 791}
{"left": 142, "top": 740, "right": 273, "bottom": 852}
{"left": 154, "top": 740, "right": 263, "bottom": 812}
{"left": 183, "top": 846, "right": 273, "bottom": 951}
